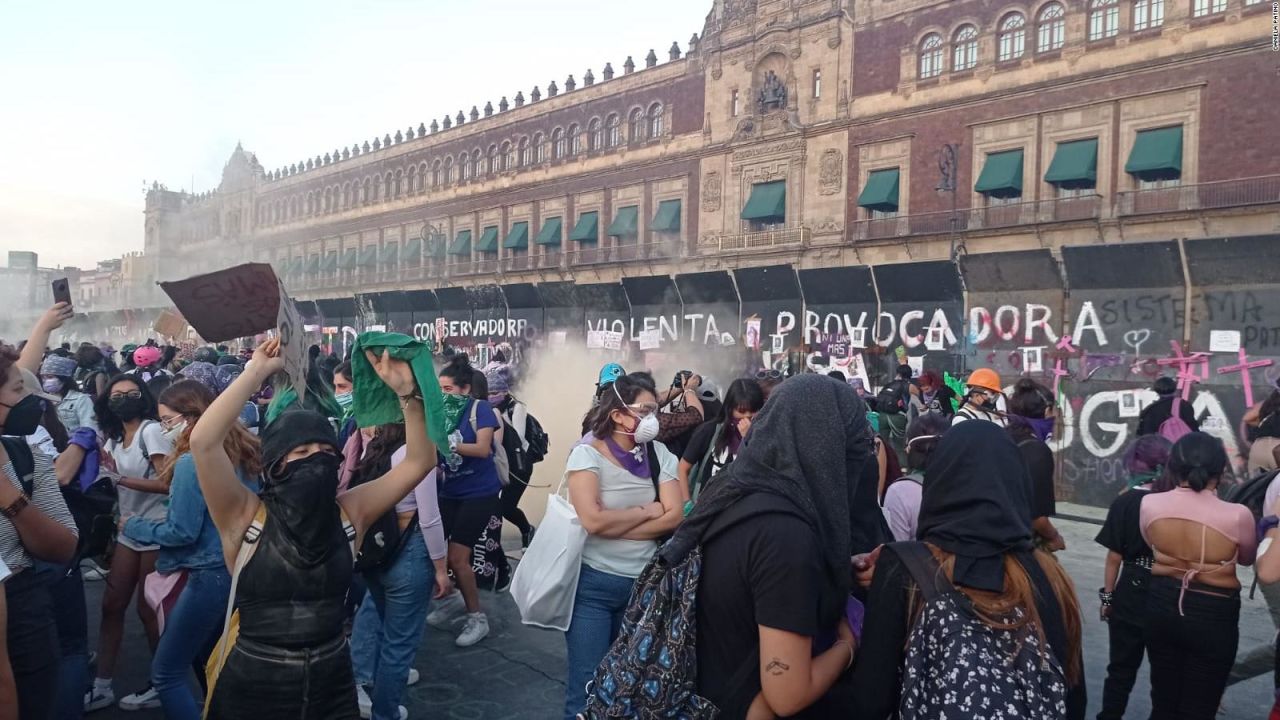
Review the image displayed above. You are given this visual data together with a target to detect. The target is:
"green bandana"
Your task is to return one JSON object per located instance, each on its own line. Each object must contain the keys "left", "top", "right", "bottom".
{"left": 441, "top": 393, "right": 470, "bottom": 434}
{"left": 349, "top": 332, "right": 449, "bottom": 449}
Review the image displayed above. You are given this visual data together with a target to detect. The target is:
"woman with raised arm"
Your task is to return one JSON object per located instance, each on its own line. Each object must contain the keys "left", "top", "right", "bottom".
{"left": 190, "top": 338, "right": 435, "bottom": 719}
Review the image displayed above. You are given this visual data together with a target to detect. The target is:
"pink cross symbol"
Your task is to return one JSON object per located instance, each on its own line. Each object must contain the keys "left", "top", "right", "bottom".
{"left": 1157, "top": 341, "right": 1211, "bottom": 400}
{"left": 1055, "top": 335, "right": 1078, "bottom": 354}
{"left": 1217, "top": 348, "right": 1274, "bottom": 407}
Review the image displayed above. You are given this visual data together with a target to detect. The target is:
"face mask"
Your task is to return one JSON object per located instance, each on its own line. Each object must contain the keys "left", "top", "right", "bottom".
{"left": 624, "top": 412, "right": 661, "bottom": 444}
{"left": 260, "top": 451, "right": 343, "bottom": 565}
{"left": 163, "top": 421, "right": 188, "bottom": 444}
{"left": 488, "top": 392, "right": 508, "bottom": 408}
{"left": 108, "top": 395, "right": 146, "bottom": 421}
{"left": 42, "top": 378, "right": 64, "bottom": 395}
{"left": 1018, "top": 415, "right": 1056, "bottom": 443}
{"left": 1, "top": 394, "right": 44, "bottom": 437}
{"left": 334, "top": 392, "right": 354, "bottom": 411}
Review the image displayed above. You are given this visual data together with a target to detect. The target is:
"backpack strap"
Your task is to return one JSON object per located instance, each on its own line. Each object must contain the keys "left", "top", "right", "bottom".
{"left": 212, "top": 502, "right": 268, "bottom": 677}
{"left": 647, "top": 444, "right": 662, "bottom": 499}
{"left": 888, "top": 541, "right": 950, "bottom": 603}
{"left": 0, "top": 436, "right": 34, "bottom": 497}
{"left": 690, "top": 424, "right": 725, "bottom": 502}
{"left": 339, "top": 506, "right": 358, "bottom": 561}
{"left": 1018, "top": 553, "right": 1071, "bottom": 673}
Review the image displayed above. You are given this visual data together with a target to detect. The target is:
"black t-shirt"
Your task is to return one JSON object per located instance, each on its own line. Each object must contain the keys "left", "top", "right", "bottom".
{"left": 1257, "top": 412, "right": 1280, "bottom": 440}
{"left": 1018, "top": 439, "right": 1057, "bottom": 520}
{"left": 919, "top": 385, "right": 957, "bottom": 416}
{"left": 680, "top": 420, "right": 722, "bottom": 467}
{"left": 1095, "top": 488, "right": 1152, "bottom": 562}
{"left": 1137, "top": 396, "right": 1200, "bottom": 436}
{"left": 696, "top": 508, "right": 823, "bottom": 718}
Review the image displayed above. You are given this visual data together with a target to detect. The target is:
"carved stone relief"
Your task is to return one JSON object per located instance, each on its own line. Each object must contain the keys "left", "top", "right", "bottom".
{"left": 819, "top": 149, "right": 843, "bottom": 195}
{"left": 702, "top": 172, "right": 723, "bottom": 212}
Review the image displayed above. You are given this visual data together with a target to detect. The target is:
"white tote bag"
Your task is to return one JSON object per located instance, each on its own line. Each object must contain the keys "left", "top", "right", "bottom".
{"left": 510, "top": 479, "right": 587, "bottom": 631}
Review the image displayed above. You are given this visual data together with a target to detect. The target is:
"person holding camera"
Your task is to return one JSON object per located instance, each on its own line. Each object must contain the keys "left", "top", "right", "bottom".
{"left": 653, "top": 371, "right": 705, "bottom": 458}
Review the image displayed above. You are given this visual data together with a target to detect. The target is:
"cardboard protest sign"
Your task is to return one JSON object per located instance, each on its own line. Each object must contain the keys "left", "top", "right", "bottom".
{"left": 159, "top": 264, "right": 281, "bottom": 342}
{"left": 274, "top": 279, "right": 307, "bottom": 401}
{"left": 153, "top": 309, "right": 187, "bottom": 340}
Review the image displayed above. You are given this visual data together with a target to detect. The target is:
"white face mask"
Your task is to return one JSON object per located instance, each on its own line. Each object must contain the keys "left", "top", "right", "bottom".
{"left": 629, "top": 413, "right": 661, "bottom": 444}
{"left": 163, "top": 421, "right": 187, "bottom": 443}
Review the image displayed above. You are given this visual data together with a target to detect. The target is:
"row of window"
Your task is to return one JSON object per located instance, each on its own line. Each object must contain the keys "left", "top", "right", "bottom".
{"left": 256, "top": 104, "right": 667, "bottom": 228}
{"left": 919, "top": 0, "right": 1259, "bottom": 79}
{"left": 277, "top": 200, "right": 685, "bottom": 272}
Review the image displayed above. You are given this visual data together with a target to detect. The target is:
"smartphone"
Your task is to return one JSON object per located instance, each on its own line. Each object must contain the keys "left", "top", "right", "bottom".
{"left": 52, "top": 277, "right": 72, "bottom": 306}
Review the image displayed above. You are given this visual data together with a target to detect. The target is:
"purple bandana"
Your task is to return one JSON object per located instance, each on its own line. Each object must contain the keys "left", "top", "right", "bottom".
{"left": 604, "top": 435, "right": 650, "bottom": 479}
{"left": 1012, "top": 414, "right": 1057, "bottom": 443}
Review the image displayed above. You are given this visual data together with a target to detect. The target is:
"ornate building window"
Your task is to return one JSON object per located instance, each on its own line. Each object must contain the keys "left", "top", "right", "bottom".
{"left": 383, "top": 174, "right": 393, "bottom": 200}
{"left": 952, "top": 25, "right": 979, "bottom": 71}
{"left": 500, "top": 141, "right": 513, "bottom": 171}
{"left": 361, "top": 179, "right": 371, "bottom": 205}
{"left": 1088, "top": 0, "right": 1119, "bottom": 40}
{"left": 587, "top": 118, "right": 602, "bottom": 151}
{"left": 568, "top": 124, "right": 583, "bottom": 156}
{"left": 431, "top": 161, "right": 441, "bottom": 187}
{"left": 458, "top": 153, "right": 470, "bottom": 182}
{"left": 305, "top": 192, "right": 314, "bottom": 215}
{"left": 518, "top": 136, "right": 531, "bottom": 167}
{"left": 1037, "top": 3, "right": 1066, "bottom": 51}
{"left": 629, "top": 108, "right": 646, "bottom": 142}
{"left": 918, "top": 33, "right": 944, "bottom": 78}
{"left": 551, "top": 129, "right": 565, "bottom": 160}
{"left": 647, "top": 103, "right": 664, "bottom": 139}
{"left": 731, "top": 90, "right": 740, "bottom": 117}
{"left": 417, "top": 163, "right": 427, "bottom": 192}
{"left": 1192, "top": 0, "right": 1225, "bottom": 15}
{"left": 443, "top": 156, "right": 454, "bottom": 184}
{"left": 487, "top": 144, "right": 498, "bottom": 174}
{"left": 998, "top": 13, "right": 1027, "bottom": 61}
{"left": 532, "top": 134, "right": 546, "bottom": 163}
{"left": 812, "top": 69, "right": 822, "bottom": 98}
{"left": 1133, "top": 0, "right": 1164, "bottom": 29}
{"left": 406, "top": 167, "right": 416, "bottom": 195}
{"left": 392, "top": 171, "right": 402, "bottom": 199}
{"left": 473, "top": 149, "right": 484, "bottom": 175}
{"left": 603, "top": 116, "right": 620, "bottom": 149}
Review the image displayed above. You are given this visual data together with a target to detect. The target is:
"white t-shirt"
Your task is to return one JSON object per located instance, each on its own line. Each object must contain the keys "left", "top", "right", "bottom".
{"left": 566, "top": 441, "right": 678, "bottom": 578}
{"left": 107, "top": 421, "right": 173, "bottom": 552}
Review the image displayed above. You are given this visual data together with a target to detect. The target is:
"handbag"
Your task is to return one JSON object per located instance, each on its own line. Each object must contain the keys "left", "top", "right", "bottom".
{"left": 509, "top": 476, "right": 588, "bottom": 631}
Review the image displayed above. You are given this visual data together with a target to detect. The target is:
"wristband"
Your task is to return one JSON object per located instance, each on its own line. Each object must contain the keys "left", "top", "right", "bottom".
{"left": 1097, "top": 588, "right": 1113, "bottom": 607}
{"left": 833, "top": 639, "right": 855, "bottom": 670}
{"left": 1, "top": 494, "right": 29, "bottom": 519}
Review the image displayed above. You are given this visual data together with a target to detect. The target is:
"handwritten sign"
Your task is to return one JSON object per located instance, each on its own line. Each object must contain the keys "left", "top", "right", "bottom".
{"left": 586, "top": 330, "right": 605, "bottom": 349}
{"left": 1209, "top": 330, "right": 1242, "bottom": 354}
{"left": 274, "top": 280, "right": 307, "bottom": 400}
{"left": 159, "top": 263, "right": 281, "bottom": 342}
{"left": 603, "top": 331, "right": 624, "bottom": 351}
{"left": 153, "top": 309, "right": 187, "bottom": 339}
{"left": 638, "top": 329, "right": 661, "bottom": 351}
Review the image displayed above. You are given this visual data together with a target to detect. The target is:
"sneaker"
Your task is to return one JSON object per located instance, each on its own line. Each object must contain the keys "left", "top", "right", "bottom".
{"left": 521, "top": 525, "right": 536, "bottom": 549}
{"left": 426, "top": 591, "right": 465, "bottom": 630}
{"left": 118, "top": 685, "right": 161, "bottom": 711}
{"left": 357, "top": 685, "right": 407, "bottom": 720}
{"left": 455, "top": 613, "right": 489, "bottom": 647}
{"left": 81, "top": 561, "right": 108, "bottom": 581}
{"left": 407, "top": 668, "right": 420, "bottom": 686}
{"left": 494, "top": 565, "right": 512, "bottom": 594}
{"left": 84, "top": 686, "right": 115, "bottom": 712}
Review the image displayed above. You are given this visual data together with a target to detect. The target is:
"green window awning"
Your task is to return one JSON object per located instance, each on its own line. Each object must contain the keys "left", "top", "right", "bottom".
{"left": 338, "top": 249, "right": 357, "bottom": 269}
{"left": 475, "top": 226, "right": 500, "bottom": 253}
{"left": 535, "top": 217, "right": 563, "bottom": 246}
{"left": 651, "top": 199, "right": 682, "bottom": 232}
{"left": 304, "top": 255, "right": 320, "bottom": 275}
{"left": 1044, "top": 139, "right": 1098, "bottom": 189}
{"left": 357, "top": 246, "right": 378, "bottom": 267}
{"left": 321, "top": 252, "right": 338, "bottom": 273}
{"left": 1125, "top": 126, "right": 1183, "bottom": 181}
{"left": 403, "top": 237, "right": 423, "bottom": 260}
{"left": 857, "top": 169, "right": 900, "bottom": 212}
{"left": 287, "top": 258, "right": 304, "bottom": 276}
{"left": 447, "top": 230, "right": 472, "bottom": 256}
{"left": 502, "top": 221, "right": 530, "bottom": 250}
{"left": 569, "top": 211, "right": 599, "bottom": 243}
{"left": 974, "top": 150, "right": 1024, "bottom": 198}
{"left": 607, "top": 206, "right": 639, "bottom": 237}
{"left": 380, "top": 242, "right": 399, "bottom": 265}
{"left": 740, "top": 181, "right": 786, "bottom": 221}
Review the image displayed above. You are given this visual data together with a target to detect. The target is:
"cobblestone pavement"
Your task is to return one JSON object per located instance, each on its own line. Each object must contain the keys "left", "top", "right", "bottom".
{"left": 83, "top": 511, "right": 1275, "bottom": 719}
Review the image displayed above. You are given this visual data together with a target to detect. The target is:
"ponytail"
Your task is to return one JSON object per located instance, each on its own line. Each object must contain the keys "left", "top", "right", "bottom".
{"left": 1168, "top": 432, "right": 1228, "bottom": 492}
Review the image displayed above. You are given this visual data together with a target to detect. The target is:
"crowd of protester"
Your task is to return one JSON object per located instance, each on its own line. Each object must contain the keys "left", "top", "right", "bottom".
{"left": 3, "top": 299, "right": 1280, "bottom": 720}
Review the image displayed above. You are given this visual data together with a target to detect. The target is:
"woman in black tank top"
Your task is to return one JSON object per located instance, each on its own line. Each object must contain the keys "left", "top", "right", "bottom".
{"left": 189, "top": 339, "right": 438, "bottom": 719}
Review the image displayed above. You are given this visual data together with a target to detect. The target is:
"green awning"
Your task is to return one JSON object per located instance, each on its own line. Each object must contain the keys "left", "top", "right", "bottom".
{"left": 651, "top": 200, "right": 681, "bottom": 232}
{"left": 321, "top": 252, "right": 338, "bottom": 273}
{"left": 287, "top": 258, "right": 304, "bottom": 276}
{"left": 857, "top": 169, "right": 900, "bottom": 212}
{"left": 1125, "top": 126, "right": 1183, "bottom": 181}
{"left": 535, "top": 217, "right": 563, "bottom": 246}
{"left": 357, "top": 246, "right": 378, "bottom": 267}
{"left": 338, "top": 249, "right": 358, "bottom": 269}
{"left": 475, "top": 226, "right": 500, "bottom": 253}
{"left": 380, "top": 242, "right": 399, "bottom": 265}
{"left": 502, "top": 221, "right": 530, "bottom": 250}
{"left": 304, "top": 255, "right": 320, "bottom": 275}
{"left": 447, "top": 230, "right": 472, "bottom": 256}
{"left": 1044, "top": 139, "right": 1098, "bottom": 189}
{"left": 974, "top": 150, "right": 1024, "bottom": 198}
{"left": 403, "top": 237, "right": 423, "bottom": 260}
{"left": 740, "top": 181, "right": 786, "bottom": 221}
{"left": 607, "top": 206, "right": 639, "bottom": 237}
{"left": 569, "top": 211, "right": 599, "bottom": 243}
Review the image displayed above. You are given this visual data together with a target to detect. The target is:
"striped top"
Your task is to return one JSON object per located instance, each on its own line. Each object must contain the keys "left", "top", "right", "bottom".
{"left": 1, "top": 450, "right": 77, "bottom": 573}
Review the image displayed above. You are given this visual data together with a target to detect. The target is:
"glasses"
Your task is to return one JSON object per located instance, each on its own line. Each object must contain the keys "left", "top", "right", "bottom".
{"left": 755, "top": 369, "right": 783, "bottom": 381}
{"left": 109, "top": 390, "right": 142, "bottom": 401}
{"left": 626, "top": 402, "right": 659, "bottom": 417}
{"left": 159, "top": 415, "right": 184, "bottom": 430}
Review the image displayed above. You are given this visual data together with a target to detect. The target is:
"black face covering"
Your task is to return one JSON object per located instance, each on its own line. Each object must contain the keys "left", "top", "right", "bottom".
{"left": 108, "top": 395, "right": 146, "bottom": 421}
{"left": 1, "top": 394, "right": 44, "bottom": 437}
{"left": 259, "top": 451, "right": 343, "bottom": 567}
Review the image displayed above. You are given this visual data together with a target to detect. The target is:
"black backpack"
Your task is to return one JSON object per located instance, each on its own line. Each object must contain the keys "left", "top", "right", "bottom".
{"left": 350, "top": 453, "right": 418, "bottom": 574}
{"left": 524, "top": 413, "right": 550, "bottom": 465}
{"left": 877, "top": 379, "right": 910, "bottom": 415}
{"left": 1, "top": 437, "right": 34, "bottom": 495}
{"left": 1227, "top": 468, "right": 1278, "bottom": 522}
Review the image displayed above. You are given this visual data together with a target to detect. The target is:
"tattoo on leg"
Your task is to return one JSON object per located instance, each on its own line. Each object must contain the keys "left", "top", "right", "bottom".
{"left": 765, "top": 658, "right": 790, "bottom": 676}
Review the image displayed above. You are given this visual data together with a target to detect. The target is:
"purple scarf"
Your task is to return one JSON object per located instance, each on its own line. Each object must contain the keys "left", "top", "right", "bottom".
{"left": 726, "top": 424, "right": 744, "bottom": 457}
{"left": 604, "top": 436, "right": 650, "bottom": 479}
{"left": 1011, "top": 414, "right": 1057, "bottom": 443}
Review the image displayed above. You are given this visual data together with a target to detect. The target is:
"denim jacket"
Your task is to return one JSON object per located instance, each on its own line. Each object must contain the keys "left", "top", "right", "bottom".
{"left": 123, "top": 453, "right": 259, "bottom": 573}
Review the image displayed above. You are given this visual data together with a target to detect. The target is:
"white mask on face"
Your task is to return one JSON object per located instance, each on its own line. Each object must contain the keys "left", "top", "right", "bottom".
{"left": 163, "top": 421, "right": 187, "bottom": 443}
{"left": 629, "top": 413, "right": 661, "bottom": 444}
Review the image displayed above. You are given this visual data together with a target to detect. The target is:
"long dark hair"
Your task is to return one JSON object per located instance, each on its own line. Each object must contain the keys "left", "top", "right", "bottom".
{"left": 1258, "top": 389, "right": 1280, "bottom": 430}
{"left": 1168, "top": 432, "right": 1228, "bottom": 492}
{"left": 715, "top": 379, "right": 764, "bottom": 457}
{"left": 905, "top": 412, "right": 951, "bottom": 473}
{"left": 585, "top": 372, "right": 656, "bottom": 440}
{"left": 353, "top": 423, "right": 407, "bottom": 487}
{"left": 439, "top": 355, "right": 474, "bottom": 392}
{"left": 41, "top": 400, "right": 69, "bottom": 453}
{"left": 469, "top": 369, "right": 489, "bottom": 400}
{"left": 93, "top": 374, "right": 160, "bottom": 443}
{"left": 1006, "top": 378, "right": 1052, "bottom": 444}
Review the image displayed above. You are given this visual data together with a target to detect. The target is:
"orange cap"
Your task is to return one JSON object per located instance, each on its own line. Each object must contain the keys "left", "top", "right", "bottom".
{"left": 966, "top": 368, "right": 1002, "bottom": 394}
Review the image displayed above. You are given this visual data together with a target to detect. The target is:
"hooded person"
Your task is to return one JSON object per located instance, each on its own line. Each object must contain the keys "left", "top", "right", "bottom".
{"left": 850, "top": 420, "right": 1086, "bottom": 719}
{"left": 669, "top": 375, "right": 881, "bottom": 718}
{"left": 188, "top": 337, "right": 438, "bottom": 720}
{"left": 41, "top": 353, "right": 97, "bottom": 432}
{"left": 484, "top": 363, "right": 537, "bottom": 547}
{"left": 178, "top": 360, "right": 219, "bottom": 394}
{"left": 1137, "top": 376, "right": 1200, "bottom": 437}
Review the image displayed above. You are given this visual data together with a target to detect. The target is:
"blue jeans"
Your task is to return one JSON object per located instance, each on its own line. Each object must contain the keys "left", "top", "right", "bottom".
{"left": 43, "top": 561, "right": 88, "bottom": 720}
{"left": 563, "top": 564, "right": 636, "bottom": 720}
{"left": 152, "top": 568, "right": 231, "bottom": 720}
{"left": 349, "top": 531, "right": 432, "bottom": 720}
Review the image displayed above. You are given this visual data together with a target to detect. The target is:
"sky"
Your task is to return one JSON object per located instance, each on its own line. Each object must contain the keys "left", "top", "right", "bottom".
{"left": 0, "top": 0, "right": 711, "bottom": 270}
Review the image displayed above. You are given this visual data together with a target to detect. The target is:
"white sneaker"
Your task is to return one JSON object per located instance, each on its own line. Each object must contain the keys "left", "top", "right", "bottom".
{"left": 81, "top": 561, "right": 108, "bottom": 582}
{"left": 407, "top": 668, "right": 420, "bottom": 686}
{"left": 455, "top": 613, "right": 489, "bottom": 647}
{"left": 356, "top": 685, "right": 407, "bottom": 720}
{"left": 84, "top": 686, "right": 115, "bottom": 712}
{"left": 426, "top": 592, "right": 465, "bottom": 630}
{"left": 118, "top": 684, "right": 161, "bottom": 710}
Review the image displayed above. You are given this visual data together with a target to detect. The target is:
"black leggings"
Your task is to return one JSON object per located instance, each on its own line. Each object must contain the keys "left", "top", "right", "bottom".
{"left": 1144, "top": 575, "right": 1240, "bottom": 720}
{"left": 500, "top": 468, "right": 533, "bottom": 534}
{"left": 206, "top": 634, "right": 358, "bottom": 720}
{"left": 1099, "top": 566, "right": 1149, "bottom": 720}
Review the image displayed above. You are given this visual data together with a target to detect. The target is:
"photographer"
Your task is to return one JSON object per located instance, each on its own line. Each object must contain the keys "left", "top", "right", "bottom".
{"left": 653, "top": 371, "right": 705, "bottom": 458}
